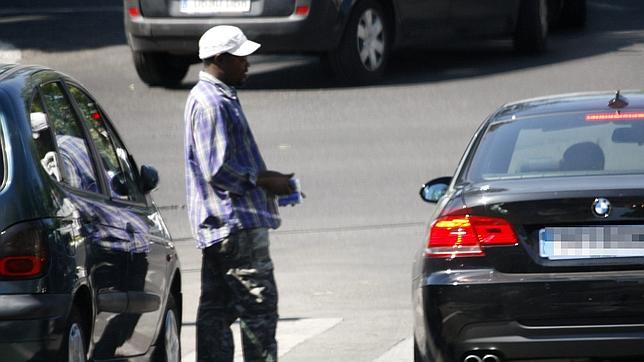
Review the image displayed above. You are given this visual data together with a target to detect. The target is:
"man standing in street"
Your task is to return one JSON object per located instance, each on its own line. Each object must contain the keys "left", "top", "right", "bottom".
{"left": 184, "top": 25, "right": 294, "bottom": 362}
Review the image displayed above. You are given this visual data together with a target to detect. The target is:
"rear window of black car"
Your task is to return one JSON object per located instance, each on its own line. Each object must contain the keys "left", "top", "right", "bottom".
{"left": 466, "top": 111, "right": 644, "bottom": 182}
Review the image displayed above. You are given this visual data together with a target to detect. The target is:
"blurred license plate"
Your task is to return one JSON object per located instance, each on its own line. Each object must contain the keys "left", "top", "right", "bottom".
{"left": 540, "top": 226, "right": 644, "bottom": 260}
{"left": 180, "top": 0, "right": 251, "bottom": 13}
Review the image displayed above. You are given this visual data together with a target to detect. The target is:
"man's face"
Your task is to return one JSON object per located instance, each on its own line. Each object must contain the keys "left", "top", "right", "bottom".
{"left": 219, "top": 54, "right": 249, "bottom": 86}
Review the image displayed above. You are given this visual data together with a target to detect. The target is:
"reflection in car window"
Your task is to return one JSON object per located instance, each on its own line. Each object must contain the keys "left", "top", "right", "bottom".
{"left": 67, "top": 84, "right": 145, "bottom": 203}
{"left": 467, "top": 113, "right": 644, "bottom": 182}
{"left": 0, "top": 109, "right": 5, "bottom": 185}
{"left": 40, "top": 82, "right": 99, "bottom": 193}
{"left": 67, "top": 85, "right": 131, "bottom": 201}
{"left": 0, "top": 136, "right": 3, "bottom": 186}
{"left": 111, "top": 130, "right": 146, "bottom": 204}
{"left": 30, "top": 92, "right": 60, "bottom": 181}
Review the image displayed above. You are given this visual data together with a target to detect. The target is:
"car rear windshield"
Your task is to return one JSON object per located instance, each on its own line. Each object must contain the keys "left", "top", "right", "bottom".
{"left": 466, "top": 111, "right": 644, "bottom": 182}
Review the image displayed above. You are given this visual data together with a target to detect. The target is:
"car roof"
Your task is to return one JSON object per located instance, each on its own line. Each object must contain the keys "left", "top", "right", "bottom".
{"left": 0, "top": 63, "right": 75, "bottom": 91}
{"left": 492, "top": 90, "right": 644, "bottom": 121}
{"left": 0, "top": 63, "right": 45, "bottom": 80}
{"left": 0, "top": 64, "right": 17, "bottom": 79}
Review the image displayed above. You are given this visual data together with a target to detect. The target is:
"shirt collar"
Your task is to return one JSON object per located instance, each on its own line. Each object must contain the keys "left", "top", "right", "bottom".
{"left": 199, "top": 71, "right": 237, "bottom": 100}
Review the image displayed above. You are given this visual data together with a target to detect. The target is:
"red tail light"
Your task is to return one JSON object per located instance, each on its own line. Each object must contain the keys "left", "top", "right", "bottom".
{"left": 295, "top": 6, "right": 310, "bottom": 16}
{"left": 128, "top": 6, "right": 141, "bottom": 17}
{"left": 0, "top": 256, "right": 44, "bottom": 277}
{"left": 0, "top": 221, "right": 49, "bottom": 278}
{"left": 425, "top": 215, "right": 517, "bottom": 258}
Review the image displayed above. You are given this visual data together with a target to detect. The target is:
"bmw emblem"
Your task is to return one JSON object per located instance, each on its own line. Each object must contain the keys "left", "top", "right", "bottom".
{"left": 592, "top": 198, "right": 611, "bottom": 218}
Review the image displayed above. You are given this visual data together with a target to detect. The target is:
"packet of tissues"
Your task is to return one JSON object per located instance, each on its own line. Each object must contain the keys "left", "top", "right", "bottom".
{"left": 278, "top": 177, "right": 303, "bottom": 207}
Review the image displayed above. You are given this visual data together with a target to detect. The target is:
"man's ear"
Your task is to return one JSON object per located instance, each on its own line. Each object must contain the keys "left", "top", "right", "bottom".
{"left": 214, "top": 53, "right": 227, "bottom": 66}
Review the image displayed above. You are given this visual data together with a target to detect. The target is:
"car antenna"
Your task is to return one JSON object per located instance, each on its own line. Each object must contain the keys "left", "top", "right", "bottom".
{"left": 608, "top": 90, "right": 628, "bottom": 109}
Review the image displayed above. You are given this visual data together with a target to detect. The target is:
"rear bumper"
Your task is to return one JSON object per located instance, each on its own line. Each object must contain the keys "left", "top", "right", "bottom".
{"left": 0, "top": 294, "right": 70, "bottom": 361}
{"left": 416, "top": 269, "right": 644, "bottom": 361}
{"left": 125, "top": 3, "right": 341, "bottom": 54}
{"left": 458, "top": 320, "right": 644, "bottom": 360}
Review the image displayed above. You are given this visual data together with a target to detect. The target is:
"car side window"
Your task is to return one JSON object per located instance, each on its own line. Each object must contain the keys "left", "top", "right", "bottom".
{"left": 67, "top": 84, "right": 145, "bottom": 204}
{"left": 30, "top": 92, "right": 60, "bottom": 181}
{"left": 67, "top": 84, "right": 133, "bottom": 201}
{"left": 111, "top": 128, "right": 146, "bottom": 204}
{"left": 39, "top": 82, "right": 99, "bottom": 193}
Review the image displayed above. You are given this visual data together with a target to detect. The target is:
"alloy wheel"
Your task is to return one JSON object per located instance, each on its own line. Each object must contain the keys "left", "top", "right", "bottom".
{"left": 356, "top": 9, "right": 385, "bottom": 71}
{"left": 164, "top": 309, "right": 181, "bottom": 362}
{"left": 68, "top": 323, "right": 86, "bottom": 362}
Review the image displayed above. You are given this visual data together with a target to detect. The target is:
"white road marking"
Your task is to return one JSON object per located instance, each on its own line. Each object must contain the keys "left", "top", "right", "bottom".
{"left": 182, "top": 317, "right": 342, "bottom": 361}
{"left": 0, "top": 42, "right": 21, "bottom": 63}
{"left": 373, "top": 336, "right": 413, "bottom": 362}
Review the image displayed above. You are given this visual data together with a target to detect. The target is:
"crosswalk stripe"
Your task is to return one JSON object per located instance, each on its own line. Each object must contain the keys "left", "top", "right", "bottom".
{"left": 182, "top": 317, "right": 342, "bottom": 361}
{"left": 0, "top": 42, "right": 21, "bottom": 63}
{"left": 373, "top": 336, "right": 413, "bottom": 362}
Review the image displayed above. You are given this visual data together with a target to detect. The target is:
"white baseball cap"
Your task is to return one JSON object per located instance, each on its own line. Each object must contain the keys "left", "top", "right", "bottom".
{"left": 198, "top": 25, "right": 261, "bottom": 59}
{"left": 30, "top": 112, "right": 49, "bottom": 139}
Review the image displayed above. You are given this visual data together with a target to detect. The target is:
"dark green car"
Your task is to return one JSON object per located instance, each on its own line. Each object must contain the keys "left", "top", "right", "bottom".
{"left": 0, "top": 64, "right": 181, "bottom": 361}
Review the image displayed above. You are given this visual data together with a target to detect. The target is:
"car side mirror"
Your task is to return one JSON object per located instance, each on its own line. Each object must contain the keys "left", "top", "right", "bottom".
{"left": 140, "top": 165, "right": 159, "bottom": 194}
{"left": 420, "top": 176, "right": 452, "bottom": 203}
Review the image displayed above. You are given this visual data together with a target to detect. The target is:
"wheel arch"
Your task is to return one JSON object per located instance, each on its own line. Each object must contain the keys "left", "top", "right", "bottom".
{"left": 60, "top": 284, "right": 92, "bottom": 357}
{"left": 71, "top": 285, "right": 93, "bottom": 333}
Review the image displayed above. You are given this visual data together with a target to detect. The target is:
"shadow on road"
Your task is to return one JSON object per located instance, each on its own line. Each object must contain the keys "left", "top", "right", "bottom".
{"left": 0, "top": 0, "right": 124, "bottom": 52}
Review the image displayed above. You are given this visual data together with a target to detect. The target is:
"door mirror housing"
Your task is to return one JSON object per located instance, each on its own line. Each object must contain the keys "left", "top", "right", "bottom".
{"left": 420, "top": 177, "right": 452, "bottom": 203}
{"left": 140, "top": 165, "right": 159, "bottom": 194}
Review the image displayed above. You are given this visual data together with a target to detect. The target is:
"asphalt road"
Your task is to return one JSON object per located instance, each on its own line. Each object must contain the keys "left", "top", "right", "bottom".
{"left": 2, "top": 0, "right": 644, "bottom": 360}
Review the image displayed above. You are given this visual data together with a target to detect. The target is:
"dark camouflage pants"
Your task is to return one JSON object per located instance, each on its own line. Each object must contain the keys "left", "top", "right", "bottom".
{"left": 197, "top": 228, "right": 278, "bottom": 362}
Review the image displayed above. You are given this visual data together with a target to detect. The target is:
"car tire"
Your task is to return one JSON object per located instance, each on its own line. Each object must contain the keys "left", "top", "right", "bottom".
{"left": 559, "top": 0, "right": 586, "bottom": 28}
{"left": 514, "top": 0, "right": 549, "bottom": 53}
{"left": 153, "top": 294, "right": 181, "bottom": 362}
{"left": 546, "top": 0, "right": 563, "bottom": 27}
{"left": 328, "top": 0, "right": 390, "bottom": 84}
{"left": 61, "top": 306, "right": 88, "bottom": 362}
{"left": 133, "top": 51, "right": 189, "bottom": 87}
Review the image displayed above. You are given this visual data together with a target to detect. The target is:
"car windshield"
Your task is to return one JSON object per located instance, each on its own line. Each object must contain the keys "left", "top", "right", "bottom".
{"left": 466, "top": 111, "right": 644, "bottom": 182}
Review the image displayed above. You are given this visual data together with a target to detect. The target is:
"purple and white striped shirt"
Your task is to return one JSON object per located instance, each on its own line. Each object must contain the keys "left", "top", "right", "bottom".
{"left": 184, "top": 71, "right": 280, "bottom": 249}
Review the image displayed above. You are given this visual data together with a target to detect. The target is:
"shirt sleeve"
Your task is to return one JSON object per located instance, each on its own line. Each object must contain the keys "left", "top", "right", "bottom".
{"left": 192, "top": 104, "right": 256, "bottom": 196}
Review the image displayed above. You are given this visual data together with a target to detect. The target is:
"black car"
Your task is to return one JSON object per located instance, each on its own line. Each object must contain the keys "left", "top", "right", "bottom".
{"left": 0, "top": 64, "right": 181, "bottom": 361}
{"left": 124, "top": 0, "right": 586, "bottom": 86}
{"left": 413, "top": 90, "right": 644, "bottom": 362}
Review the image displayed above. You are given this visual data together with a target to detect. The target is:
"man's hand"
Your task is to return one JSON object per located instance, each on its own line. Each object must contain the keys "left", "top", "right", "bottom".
{"left": 257, "top": 171, "right": 294, "bottom": 195}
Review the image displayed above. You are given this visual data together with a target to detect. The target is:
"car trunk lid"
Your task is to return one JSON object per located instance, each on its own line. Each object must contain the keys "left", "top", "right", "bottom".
{"left": 462, "top": 175, "right": 644, "bottom": 273}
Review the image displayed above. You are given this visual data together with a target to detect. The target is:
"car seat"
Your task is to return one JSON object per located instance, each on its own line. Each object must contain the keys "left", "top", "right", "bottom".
{"left": 559, "top": 142, "right": 605, "bottom": 171}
